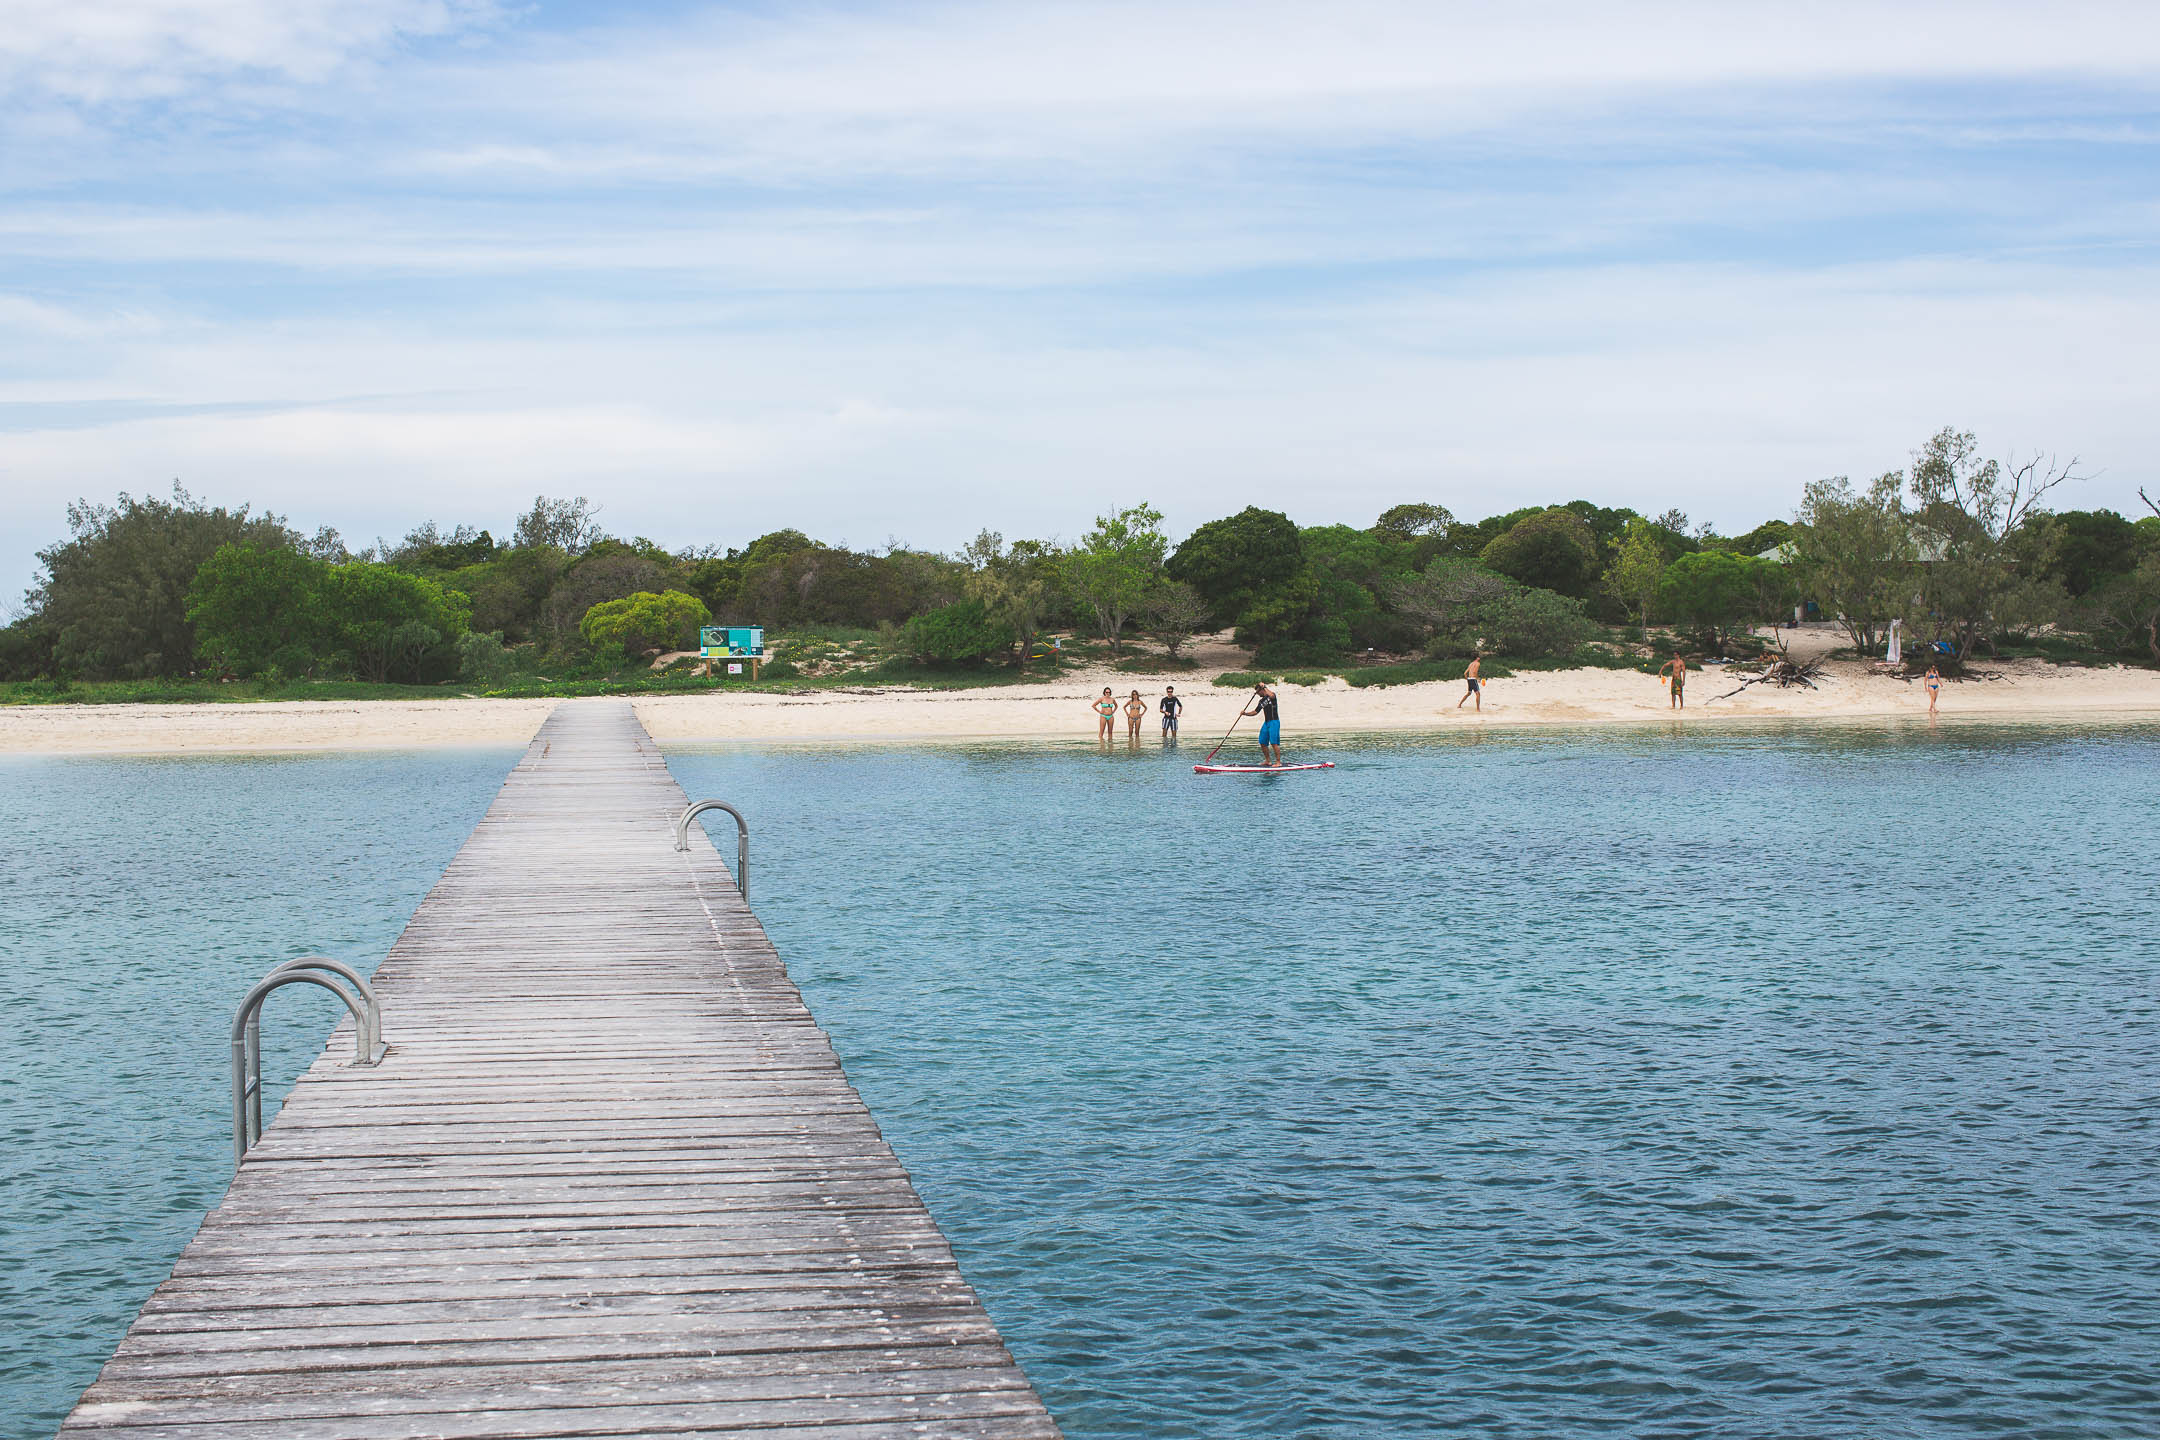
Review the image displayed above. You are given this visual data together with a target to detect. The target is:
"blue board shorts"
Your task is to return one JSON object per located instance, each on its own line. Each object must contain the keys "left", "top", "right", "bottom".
{"left": 1258, "top": 719, "right": 1281, "bottom": 747}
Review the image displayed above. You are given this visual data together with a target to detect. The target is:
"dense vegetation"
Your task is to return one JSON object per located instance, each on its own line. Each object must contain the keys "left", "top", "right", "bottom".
{"left": 4, "top": 427, "right": 2156, "bottom": 697}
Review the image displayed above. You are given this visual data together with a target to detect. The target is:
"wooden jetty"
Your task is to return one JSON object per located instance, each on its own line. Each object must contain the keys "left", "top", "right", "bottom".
{"left": 64, "top": 700, "right": 1061, "bottom": 1440}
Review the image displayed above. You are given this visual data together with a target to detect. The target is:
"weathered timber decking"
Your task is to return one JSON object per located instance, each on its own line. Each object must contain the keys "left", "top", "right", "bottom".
{"left": 64, "top": 699, "right": 1061, "bottom": 1440}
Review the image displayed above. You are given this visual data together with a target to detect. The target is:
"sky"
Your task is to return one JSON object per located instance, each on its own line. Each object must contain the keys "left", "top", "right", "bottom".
{"left": 3, "top": 0, "right": 2158, "bottom": 600}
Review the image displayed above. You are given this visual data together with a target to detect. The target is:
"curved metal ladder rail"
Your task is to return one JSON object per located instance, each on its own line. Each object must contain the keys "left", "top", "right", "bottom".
{"left": 230, "top": 963, "right": 384, "bottom": 1167}
{"left": 239, "top": 957, "right": 385, "bottom": 1144}
{"left": 675, "top": 799, "right": 749, "bottom": 899}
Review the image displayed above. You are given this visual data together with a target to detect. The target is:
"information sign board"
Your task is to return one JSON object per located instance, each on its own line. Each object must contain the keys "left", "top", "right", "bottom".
{"left": 700, "top": 626, "right": 767, "bottom": 659}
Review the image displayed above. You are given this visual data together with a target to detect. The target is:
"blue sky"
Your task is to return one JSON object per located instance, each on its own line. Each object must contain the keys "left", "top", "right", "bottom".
{"left": 3, "top": 1, "right": 2158, "bottom": 598}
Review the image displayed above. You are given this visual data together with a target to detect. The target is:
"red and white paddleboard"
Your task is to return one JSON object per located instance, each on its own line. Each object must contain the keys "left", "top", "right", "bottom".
{"left": 1193, "top": 762, "right": 1336, "bottom": 774}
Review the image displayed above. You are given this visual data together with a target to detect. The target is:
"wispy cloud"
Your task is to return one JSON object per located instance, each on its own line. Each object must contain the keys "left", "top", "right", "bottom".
{"left": 2, "top": 1, "right": 2157, "bottom": 596}
{"left": 0, "top": 0, "right": 497, "bottom": 103}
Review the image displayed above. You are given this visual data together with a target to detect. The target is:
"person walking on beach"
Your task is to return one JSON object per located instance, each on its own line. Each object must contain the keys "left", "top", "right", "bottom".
{"left": 1159, "top": 685, "right": 1182, "bottom": 739}
{"left": 1659, "top": 652, "right": 1688, "bottom": 710}
{"left": 1123, "top": 688, "right": 1148, "bottom": 740}
{"left": 1458, "top": 652, "right": 1485, "bottom": 712}
{"left": 1093, "top": 686, "right": 1117, "bottom": 741}
{"left": 1923, "top": 663, "right": 1942, "bottom": 715}
{"left": 1243, "top": 682, "right": 1284, "bottom": 767}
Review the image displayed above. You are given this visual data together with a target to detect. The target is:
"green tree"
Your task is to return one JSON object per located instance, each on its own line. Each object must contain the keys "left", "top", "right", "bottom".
{"left": 33, "top": 485, "right": 297, "bottom": 677}
{"left": 513, "top": 495, "right": 605, "bottom": 554}
{"left": 1791, "top": 474, "right": 1917, "bottom": 653}
{"left": 324, "top": 563, "right": 470, "bottom": 683}
{"left": 0, "top": 615, "right": 57, "bottom": 680}
{"left": 1728, "top": 519, "right": 1795, "bottom": 557}
{"left": 1907, "top": 429, "right": 2079, "bottom": 659}
{"left": 1371, "top": 503, "right": 1455, "bottom": 543}
{"left": 901, "top": 598, "right": 1014, "bottom": 664}
{"left": 2041, "top": 510, "right": 2141, "bottom": 597}
{"left": 1302, "top": 523, "right": 1422, "bottom": 650}
{"left": 962, "top": 532, "right": 1063, "bottom": 667}
{"left": 2079, "top": 549, "right": 2160, "bottom": 661}
{"left": 1478, "top": 508, "right": 1601, "bottom": 598}
{"left": 1603, "top": 518, "right": 1667, "bottom": 625}
{"left": 1656, "top": 550, "right": 1775, "bottom": 650}
{"left": 1163, "top": 507, "right": 1304, "bottom": 630}
{"left": 542, "top": 553, "right": 669, "bottom": 651}
{"left": 579, "top": 591, "right": 710, "bottom": 654}
{"left": 1143, "top": 579, "right": 1213, "bottom": 658}
{"left": 185, "top": 544, "right": 333, "bottom": 676}
{"left": 1066, "top": 503, "right": 1168, "bottom": 652}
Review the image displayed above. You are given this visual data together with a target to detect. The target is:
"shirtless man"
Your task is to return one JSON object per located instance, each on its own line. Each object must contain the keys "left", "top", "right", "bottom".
{"left": 1457, "top": 652, "right": 1485, "bottom": 711}
{"left": 1658, "top": 652, "right": 1688, "bottom": 710}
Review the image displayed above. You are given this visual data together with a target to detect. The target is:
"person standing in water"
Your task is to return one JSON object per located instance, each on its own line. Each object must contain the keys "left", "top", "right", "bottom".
{"left": 1923, "top": 663, "right": 1942, "bottom": 715}
{"left": 1123, "top": 688, "right": 1148, "bottom": 740}
{"left": 1658, "top": 651, "right": 1688, "bottom": 709}
{"left": 1093, "top": 686, "right": 1117, "bottom": 741}
{"left": 1159, "top": 685, "right": 1182, "bottom": 739}
{"left": 1243, "top": 682, "right": 1283, "bottom": 767}
{"left": 1457, "top": 652, "right": 1485, "bottom": 711}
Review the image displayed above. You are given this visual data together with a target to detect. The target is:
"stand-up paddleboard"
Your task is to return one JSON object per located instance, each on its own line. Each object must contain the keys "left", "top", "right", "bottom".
{"left": 1193, "top": 761, "right": 1335, "bottom": 774}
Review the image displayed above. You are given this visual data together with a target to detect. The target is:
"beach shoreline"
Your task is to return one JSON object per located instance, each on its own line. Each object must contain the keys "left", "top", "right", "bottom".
{"left": 1, "top": 658, "right": 2156, "bottom": 755}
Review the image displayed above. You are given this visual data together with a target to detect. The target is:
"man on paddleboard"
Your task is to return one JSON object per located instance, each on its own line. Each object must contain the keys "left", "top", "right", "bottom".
{"left": 1242, "top": 682, "right": 1283, "bottom": 767}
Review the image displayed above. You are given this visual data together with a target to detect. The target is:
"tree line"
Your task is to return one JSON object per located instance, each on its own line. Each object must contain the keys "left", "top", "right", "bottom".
{"left": 4, "top": 426, "right": 2156, "bottom": 686}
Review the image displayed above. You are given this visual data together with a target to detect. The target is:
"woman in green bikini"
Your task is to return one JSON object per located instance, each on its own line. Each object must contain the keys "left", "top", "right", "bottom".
{"left": 1093, "top": 687, "right": 1118, "bottom": 741}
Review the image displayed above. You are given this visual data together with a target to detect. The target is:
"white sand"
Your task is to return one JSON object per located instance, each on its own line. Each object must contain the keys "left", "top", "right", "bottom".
{"left": 4, "top": 654, "right": 2156, "bottom": 756}
{"left": 0, "top": 698, "right": 560, "bottom": 755}
{"left": 634, "top": 658, "right": 2160, "bottom": 744}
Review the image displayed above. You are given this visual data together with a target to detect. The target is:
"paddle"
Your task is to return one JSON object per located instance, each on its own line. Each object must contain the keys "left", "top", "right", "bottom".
{"left": 1202, "top": 696, "right": 1255, "bottom": 763}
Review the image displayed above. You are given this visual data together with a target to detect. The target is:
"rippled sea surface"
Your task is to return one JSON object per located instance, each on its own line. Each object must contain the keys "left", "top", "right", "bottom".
{"left": 664, "top": 723, "right": 2160, "bottom": 1440}
{"left": 0, "top": 749, "right": 513, "bottom": 1440}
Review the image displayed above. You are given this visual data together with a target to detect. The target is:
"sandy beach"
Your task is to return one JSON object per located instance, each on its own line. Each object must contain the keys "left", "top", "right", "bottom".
{"left": 3, "top": 653, "right": 2157, "bottom": 756}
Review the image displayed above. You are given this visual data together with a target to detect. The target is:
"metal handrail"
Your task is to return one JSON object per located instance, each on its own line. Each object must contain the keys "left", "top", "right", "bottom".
{"left": 675, "top": 799, "right": 749, "bottom": 899}
{"left": 260, "top": 957, "right": 383, "bottom": 1057}
{"left": 239, "top": 958, "right": 385, "bottom": 1143}
{"left": 230, "top": 967, "right": 383, "bottom": 1167}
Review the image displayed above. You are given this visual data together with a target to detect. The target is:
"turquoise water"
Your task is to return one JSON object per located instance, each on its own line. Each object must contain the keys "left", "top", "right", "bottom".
{"left": 0, "top": 749, "right": 515, "bottom": 1440}
{"left": 664, "top": 724, "right": 2160, "bottom": 1439}
{"left": 5, "top": 726, "right": 2157, "bottom": 1439}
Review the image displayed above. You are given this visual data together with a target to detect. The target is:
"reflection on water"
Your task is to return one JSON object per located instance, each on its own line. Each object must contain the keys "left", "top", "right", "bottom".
{"left": 669, "top": 723, "right": 2160, "bottom": 1439}
{"left": 0, "top": 749, "right": 513, "bottom": 1440}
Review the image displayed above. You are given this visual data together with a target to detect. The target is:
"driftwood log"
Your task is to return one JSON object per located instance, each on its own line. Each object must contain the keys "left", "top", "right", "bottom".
{"left": 1706, "top": 656, "right": 1821, "bottom": 702}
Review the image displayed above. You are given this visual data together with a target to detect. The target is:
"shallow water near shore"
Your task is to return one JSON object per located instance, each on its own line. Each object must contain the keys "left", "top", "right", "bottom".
{"left": 667, "top": 721, "right": 2160, "bottom": 1439}
{"left": 4, "top": 723, "right": 2157, "bottom": 1439}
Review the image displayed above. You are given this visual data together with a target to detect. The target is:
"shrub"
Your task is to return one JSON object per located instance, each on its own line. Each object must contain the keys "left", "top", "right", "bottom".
{"left": 579, "top": 590, "right": 710, "bottom": 654}
{"left": 457, "top": 631, "right": 521, "bottom": 686}
{"left": 901, "top": 599, "right": 1014, "bottom": 665}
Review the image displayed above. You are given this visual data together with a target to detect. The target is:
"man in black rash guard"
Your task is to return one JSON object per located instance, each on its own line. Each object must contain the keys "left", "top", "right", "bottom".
{"left": 1242, "top": 682, "right": 1283, "bottom": 766}
{"left": 1158, "top": 686, "right": 1182, "bottom": 740}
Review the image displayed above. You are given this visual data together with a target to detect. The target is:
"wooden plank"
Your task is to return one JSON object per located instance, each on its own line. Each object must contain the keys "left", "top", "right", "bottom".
{"left": 62, "top": 699, "right": 1060, "bottom": 1439}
